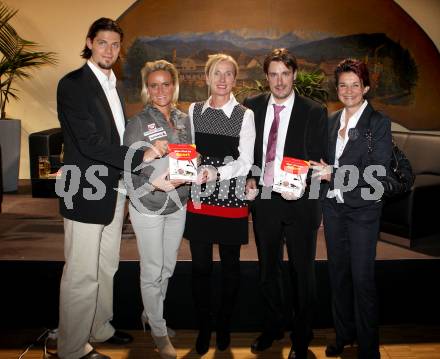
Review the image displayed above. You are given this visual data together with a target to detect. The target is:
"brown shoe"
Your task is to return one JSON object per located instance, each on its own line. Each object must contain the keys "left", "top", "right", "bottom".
{"left": 152, "top": 334, "right": 177, "bottom": 359}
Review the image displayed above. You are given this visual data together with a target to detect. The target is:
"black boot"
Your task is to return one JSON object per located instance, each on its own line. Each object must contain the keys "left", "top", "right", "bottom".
{"left": 195, "top": 313, "right": 212, "bottom": 356}
{"left": 190, "top": 242, "right": 214, "bottom": 355}
{"left": 196, "top": 325, "right": 212, "bottom": 355}
{"left": 216, "top": 244, "right": 240, "bottom": 351}
{"left": 216, "top": 327, "right": 231, "bottom": 351}
{"left": 216, "top": 308, "right": 232, "bottom": 351}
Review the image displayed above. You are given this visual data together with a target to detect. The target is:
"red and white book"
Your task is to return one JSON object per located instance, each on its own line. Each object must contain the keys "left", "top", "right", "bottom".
{"left": 272, "top": 157, "right": 310, "bottom": 196}
{"left": 168, "top": 144, "right": 198, "bottom": 182}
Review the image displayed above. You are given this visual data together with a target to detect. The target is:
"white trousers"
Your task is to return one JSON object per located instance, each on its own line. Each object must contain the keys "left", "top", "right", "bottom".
{"left": 129, "top": 203, "right": 186, "bottom": 337}
{"left": 57, "top": 183, "right": 126, "bottom": 359}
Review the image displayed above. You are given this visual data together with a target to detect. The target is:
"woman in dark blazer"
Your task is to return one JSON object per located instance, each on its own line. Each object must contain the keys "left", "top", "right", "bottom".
{"left": 311, "top": 58, "right": 392, "bottom": 359}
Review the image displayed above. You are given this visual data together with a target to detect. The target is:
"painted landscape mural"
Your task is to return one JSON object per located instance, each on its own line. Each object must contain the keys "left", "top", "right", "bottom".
{"left": 122, "top": 30, "right": 418, "bottom": 110}
{"left": 117, "top": 0, "right": 440, "bottom": 130}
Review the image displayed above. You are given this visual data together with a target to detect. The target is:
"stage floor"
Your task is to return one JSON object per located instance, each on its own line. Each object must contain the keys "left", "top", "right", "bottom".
{"left": 2, "top": 326, "right": 440, "bottom": 359}
{"left": 1, "top": 181, "right": 439, "bottom": 261}
{"left": 2, "top": 184, "right": 440, "bottom": 331}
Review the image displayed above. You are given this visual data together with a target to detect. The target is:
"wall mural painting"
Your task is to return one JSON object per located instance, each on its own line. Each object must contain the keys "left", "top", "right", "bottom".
{"left": 118, "top": 0, "right": 440, "bottom": 130}
{"left": 123, "top": 30, "right": 418, "bottom": 111}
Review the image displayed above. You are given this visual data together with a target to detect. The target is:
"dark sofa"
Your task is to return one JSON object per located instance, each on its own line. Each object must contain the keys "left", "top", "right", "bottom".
{"left": 381, "top": 131, "right": 440, "bottom": 246}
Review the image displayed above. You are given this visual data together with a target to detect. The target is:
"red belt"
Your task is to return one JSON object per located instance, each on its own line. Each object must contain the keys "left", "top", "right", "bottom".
{"left": 187, "top": 200, "right": 248, "bottom": 218}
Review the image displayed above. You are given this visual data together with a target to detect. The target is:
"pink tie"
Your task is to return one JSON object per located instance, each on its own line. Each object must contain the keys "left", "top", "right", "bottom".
{"left": 264, "top": 104, "right": 285, "bottom": 186}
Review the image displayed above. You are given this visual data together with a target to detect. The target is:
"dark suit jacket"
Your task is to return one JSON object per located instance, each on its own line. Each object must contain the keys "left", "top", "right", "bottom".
{"left": 243, "top": 92, "right": 328, "bottom": 228}
{"left": 326, "top": 102, "right": 392, "bottom": 208}
{"left": 57, "top": 64, "right": 144, "bottom": 224}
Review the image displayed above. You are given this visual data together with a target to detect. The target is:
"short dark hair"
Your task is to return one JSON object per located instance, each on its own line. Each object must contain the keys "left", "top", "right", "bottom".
{"left": 263, "top": 48, "right": 298, "bottom": 74}
{"left": 334, "top": 58, "right": 370, "bottom": 87}
{"left": 81, "top": 17, "right": 124, "bottom": 59}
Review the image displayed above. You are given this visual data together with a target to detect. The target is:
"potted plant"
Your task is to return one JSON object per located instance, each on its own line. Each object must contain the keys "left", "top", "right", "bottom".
{"left": 0, "top": 2, "right": 57, "bottom": 191}
{"left": 236, "top": 69, "right": 328, "bottom": 105}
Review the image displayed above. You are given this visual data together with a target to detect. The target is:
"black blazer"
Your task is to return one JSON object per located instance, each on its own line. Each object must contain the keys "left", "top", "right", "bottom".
{"left": 57, "top": 64, "right": 143, "bottom": 224}
{"left": 244, "top": 92, "right": 328, "bottom": 177}
{"left": 243, "top": 92, "right": 328, "bottom": 227}
{"left": 326, "top": 102, "right": 392, "bottom": 208}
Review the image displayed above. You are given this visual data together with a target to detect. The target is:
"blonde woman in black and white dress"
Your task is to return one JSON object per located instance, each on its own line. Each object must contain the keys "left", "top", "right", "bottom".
{"left": 184, "top": 53, "right": 255, "bottom": 355}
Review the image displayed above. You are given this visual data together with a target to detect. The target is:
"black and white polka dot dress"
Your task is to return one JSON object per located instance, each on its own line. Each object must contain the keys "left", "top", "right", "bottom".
{"left": 185, "top": 102, "right": 249, "bottom": 245}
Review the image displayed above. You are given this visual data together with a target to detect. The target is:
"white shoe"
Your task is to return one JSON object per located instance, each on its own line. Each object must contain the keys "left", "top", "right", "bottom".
{"left": 141, "top": 312, "right": 176, "bottom": 338}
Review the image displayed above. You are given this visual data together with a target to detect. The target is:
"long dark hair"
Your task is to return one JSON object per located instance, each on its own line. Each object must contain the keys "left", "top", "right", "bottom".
{"left": 81, "top": 18, "right": 123, "bottom": 59}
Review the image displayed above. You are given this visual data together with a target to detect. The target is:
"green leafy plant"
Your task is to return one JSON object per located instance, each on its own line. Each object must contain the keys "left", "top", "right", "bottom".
{"left": 295, "top": 70, "right": 328, "bottom": 104}
{"left": 0, "top": 2, "right": 57, "bottom": 119}
{"left": 236, "top": 69, "right": 328, "bottom": 105}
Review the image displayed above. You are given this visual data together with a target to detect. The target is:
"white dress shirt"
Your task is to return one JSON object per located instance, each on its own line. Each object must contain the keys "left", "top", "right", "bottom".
{"left": 188, "top": 93, "right": 256, "bottom": 180}
{"left": 87, "top": 60, "right": 125, "bottom": 145}
{"left": 329, "top": 99, "right": 368, "bottom": 202}
{"left": 260, "top": 90, "right": 295, "bottom": 186}
{"left": 334, "top": 99, "right": 368, "bottom": 168}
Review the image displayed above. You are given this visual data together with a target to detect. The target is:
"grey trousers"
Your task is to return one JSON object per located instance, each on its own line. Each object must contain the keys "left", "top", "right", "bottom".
{"left": 57, "top": 181, "right": 126, "bottom": 359}
{"left": 129, "top": 203, "right": 186, "bottom": 336}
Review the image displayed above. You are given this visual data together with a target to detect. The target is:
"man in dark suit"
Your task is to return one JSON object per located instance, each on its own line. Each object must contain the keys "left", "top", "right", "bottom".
{"left": 56, "top": 18, "right": 166, "bottom": 359}
{"left": 244, "top": 48, "right": 327, "bottom": 359}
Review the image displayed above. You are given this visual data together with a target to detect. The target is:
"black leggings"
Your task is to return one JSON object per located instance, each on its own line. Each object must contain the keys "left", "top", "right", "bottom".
{"left": 189, "top": 241, "right": 241, "bottom": 330}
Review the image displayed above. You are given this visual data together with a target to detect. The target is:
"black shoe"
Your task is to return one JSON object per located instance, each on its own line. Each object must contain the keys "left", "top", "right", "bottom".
{"left": 250, "top": 331, "right": 284, "bottom": 353}
{"left": 79, "top": 350, "right": 110, "bottom": 359}
{"left": 325, "top": 339, "right": 354, "bottom": 357}
{"left": 105, "top": 330, "right": 133, "bottom": 345}
{"left": 196, "top": 328, "right": 212, "bottom": 355}
{"left": 288, "top": 346, "right": 308, "bottom": 359}
{"left": 216, "top": 329, "right": 231, "bottom": 351}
